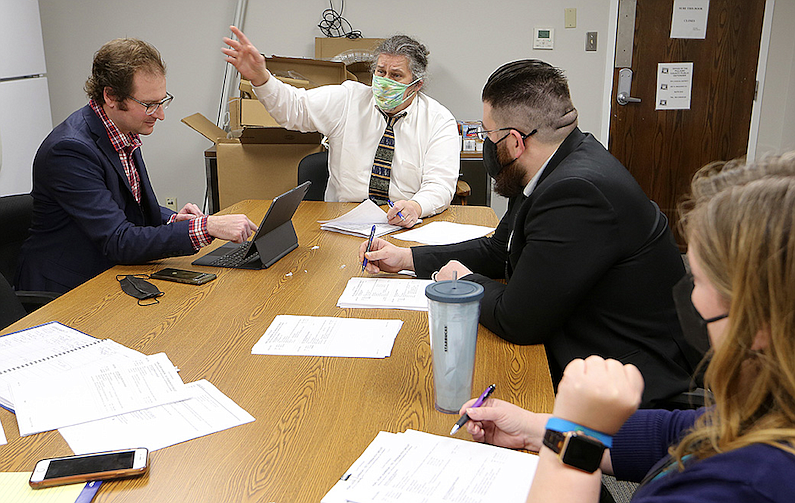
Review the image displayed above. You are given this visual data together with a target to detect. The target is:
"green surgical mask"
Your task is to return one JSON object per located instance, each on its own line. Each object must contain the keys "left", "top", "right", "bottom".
{"left": 372, "top": 75, "right": 421, "bottom": 111}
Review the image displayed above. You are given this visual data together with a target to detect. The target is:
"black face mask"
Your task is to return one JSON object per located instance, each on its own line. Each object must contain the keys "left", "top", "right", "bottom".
{"left": 116, "top": 274, "right": 163, "bottom": 306}
{"left": 482, "top": 137, "right": 513, "bottom": 180}
{"left": 671, "top": 274, "right": 715, "bottom": 355}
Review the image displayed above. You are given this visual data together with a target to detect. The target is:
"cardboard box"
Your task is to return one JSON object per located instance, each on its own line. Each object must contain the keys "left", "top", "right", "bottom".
{"left": 268, "top": 55, "right": 353, "bottom": 86}
{"left": 236, "top": 55, "right": 354, "bottom": 132}
{"left": 315, "top": 37, "right": 384, "bottom": 85}
{"left": 239, "top": 55, "right": 354, "bottom": 98}
{"left": 228, "top": 97, "right": 280, "bottom": 129}
{"left": 182, "top": 112, "right": 322, "bottom": 210}
{"left": 181, "top": 56, "right": 351, "bottom": 209}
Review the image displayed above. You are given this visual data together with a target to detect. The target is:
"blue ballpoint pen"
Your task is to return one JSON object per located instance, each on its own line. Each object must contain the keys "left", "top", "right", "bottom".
{"left": 362, "top": 224, "right": 376, "bottom": 272}
{"left": 387, "top": 199, "right": 405, "bottom": 221}
{"left": 450, "top": 384, "right": 496, "bottom": 435}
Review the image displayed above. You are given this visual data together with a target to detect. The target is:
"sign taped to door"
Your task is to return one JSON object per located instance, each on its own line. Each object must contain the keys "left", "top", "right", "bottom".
{"left": 656, "top": 62, "right": 693, "bottom": 111}
{"left": 671, "top": 0, "right": 709, "bottom": 39}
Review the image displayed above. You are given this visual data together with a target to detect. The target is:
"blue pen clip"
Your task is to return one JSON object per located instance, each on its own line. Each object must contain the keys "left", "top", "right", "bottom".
{"left": 387, "top": 199, "right": 405, "bottom": 221}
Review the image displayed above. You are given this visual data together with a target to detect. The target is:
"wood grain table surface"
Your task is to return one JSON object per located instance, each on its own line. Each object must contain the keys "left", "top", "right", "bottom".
{"left": 0, "top": 200, "right": 553, "bottom": 502}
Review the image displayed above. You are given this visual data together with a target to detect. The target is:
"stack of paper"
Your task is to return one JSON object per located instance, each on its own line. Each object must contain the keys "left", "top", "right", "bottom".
{"left": 393, "top": 221, "right": 495, "bottom": 245}
{"left": 1, "top": 323, "right": 255, "bottom": 455}
{"left": 12, "top": 353, "right": 190, "bottom": 436}
{"left": 319, "top": 199, "right": 402, "bottom": 238}
{"left": 0, "top": 322, "right": 144, "bottom": 411}
{"left": 59, "top": 380, "right": 255, "bottom": 455}
{"left": 323, "top": 429, "right": 539, "bottom": 503}
{"left": 337, "top": 278, "right": 432, "bottom": 311}
{"left": 252, "top": 315, "right": 403, "bottom": 358}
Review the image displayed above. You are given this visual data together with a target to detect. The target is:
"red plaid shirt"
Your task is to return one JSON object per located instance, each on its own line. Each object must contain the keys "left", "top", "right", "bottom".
{"left": 89, "top": 100, "right": 211, "bottom": 249}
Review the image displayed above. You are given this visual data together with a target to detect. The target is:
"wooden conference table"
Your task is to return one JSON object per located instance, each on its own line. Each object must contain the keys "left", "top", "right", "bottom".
{"left": 0, "top": 201, "right": 554, "bottom": 503}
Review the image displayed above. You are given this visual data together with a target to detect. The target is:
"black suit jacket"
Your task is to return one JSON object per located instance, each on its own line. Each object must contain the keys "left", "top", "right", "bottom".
{"left": 16, "top": 105, "right": 196, "bottom": 293}
{"left": 413, "top": 128, "right": 700, "bottom": 407}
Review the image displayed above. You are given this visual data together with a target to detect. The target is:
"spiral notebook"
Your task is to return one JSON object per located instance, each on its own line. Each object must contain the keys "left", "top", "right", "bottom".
{"left": 0, "top": 322, "right": 144, "bottom": 413}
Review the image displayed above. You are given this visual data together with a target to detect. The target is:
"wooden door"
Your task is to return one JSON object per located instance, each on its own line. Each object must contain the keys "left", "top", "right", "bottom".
{"left": 608, "top": 0, "right": 766, "bottom": 246}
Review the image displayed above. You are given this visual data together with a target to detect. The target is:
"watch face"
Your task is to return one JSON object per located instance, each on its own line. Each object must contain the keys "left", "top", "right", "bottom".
{"left": 561, "top": 435, "right": 604, "bottom": 473}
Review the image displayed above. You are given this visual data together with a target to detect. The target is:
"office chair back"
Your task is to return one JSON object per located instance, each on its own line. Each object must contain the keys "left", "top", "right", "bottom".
{"left": 0, "top": 194, "right": 34, "bottom": 287}
{"left": 298, "top": 151, "right": 329, "bottom": 201}
{"left": 0, "top": 274, "right": 26, "bottom": 330}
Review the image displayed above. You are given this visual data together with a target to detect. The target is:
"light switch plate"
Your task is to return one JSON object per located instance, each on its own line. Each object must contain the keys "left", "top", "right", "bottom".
{"left": 533, "top": 28, "right": 554, "bottom": 50}
{"left": 586, "top": 32, "right": 598, "bottom": 51}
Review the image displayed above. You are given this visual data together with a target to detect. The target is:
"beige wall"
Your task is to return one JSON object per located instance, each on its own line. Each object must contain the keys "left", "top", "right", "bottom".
{"left": 37, "top": 0, "right": 613, "bottom": 213}
{"left": 37, "top": 0, "right": 793, "bottom": 213}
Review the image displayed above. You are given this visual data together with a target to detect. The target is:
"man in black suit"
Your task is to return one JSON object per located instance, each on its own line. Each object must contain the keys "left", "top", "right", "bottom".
{"left": 360, "top": 60, "right": 699, "bottom": 407}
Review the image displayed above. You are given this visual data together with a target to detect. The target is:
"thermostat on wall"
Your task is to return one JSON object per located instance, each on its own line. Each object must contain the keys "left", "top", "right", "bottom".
{"left": 533, "top": 28, "right": 554, "bottom": 50}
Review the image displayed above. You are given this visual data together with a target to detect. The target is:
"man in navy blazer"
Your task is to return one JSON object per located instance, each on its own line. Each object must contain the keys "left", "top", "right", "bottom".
{"left": 360, "top": 60, "right": 701, "bottom": 407}
{"left": 16, "top": 38, "right": 257, "bottom": 293}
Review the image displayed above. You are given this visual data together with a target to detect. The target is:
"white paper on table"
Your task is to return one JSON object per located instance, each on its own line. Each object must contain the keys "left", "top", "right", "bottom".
{"left": 318, "top": 199, "right": 403, "bottom": 238}
{"left": 321, "top": 431, "right": 399, "bottom": 503}
{"left": 0, "top": 417, "right": 6, "bottom": 445}
{"left": 0, "top": 322, "right": 144, "bottom": 411}
{"left": 59, "top": 379, "right": 255, "bottom": 454}
{"left": 252, "top": 315, "right": 403, "bottom": 358}
{"left": 337, "top": 278, "right": 432, "bottom": 311}
{"left": 334, "top": 429, "right": 538, "bottom": 503}
{"left": 12, "top": 352, "right": 189, "bottom": 436}
{"left": 392, "top": 221, "right": 495, "bottom": 245}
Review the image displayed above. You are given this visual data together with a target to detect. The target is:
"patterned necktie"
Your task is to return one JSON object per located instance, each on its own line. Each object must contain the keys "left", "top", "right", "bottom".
{"left": 368, "top": 111, "right": 406, "bottom": 205}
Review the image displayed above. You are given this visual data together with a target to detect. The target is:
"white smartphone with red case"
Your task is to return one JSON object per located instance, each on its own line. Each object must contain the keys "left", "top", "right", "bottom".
{"left": 29, "top": 448, "right": 148, "bottom": 489}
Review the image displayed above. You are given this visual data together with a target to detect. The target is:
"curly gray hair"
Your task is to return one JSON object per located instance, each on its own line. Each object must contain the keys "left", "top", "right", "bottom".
{"left": 371, "top": 35, "right": 429, "bottom": 81}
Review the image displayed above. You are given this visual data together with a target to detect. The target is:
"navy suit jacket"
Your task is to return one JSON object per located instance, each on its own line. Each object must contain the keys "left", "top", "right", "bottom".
{"left": 16, "top": 105, "right": 196, "bottom": 293}
{"left": 413, "top": 128, "right": 701, "bottom": 407}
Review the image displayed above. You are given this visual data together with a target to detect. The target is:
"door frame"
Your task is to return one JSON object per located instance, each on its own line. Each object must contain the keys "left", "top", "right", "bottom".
{"left": 599, "top": 0, "right": 775, "bottom": 162}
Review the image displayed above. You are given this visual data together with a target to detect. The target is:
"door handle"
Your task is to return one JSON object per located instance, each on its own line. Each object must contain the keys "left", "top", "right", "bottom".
{"left": 616, "top": 68, "right": 641, "bottom": 105}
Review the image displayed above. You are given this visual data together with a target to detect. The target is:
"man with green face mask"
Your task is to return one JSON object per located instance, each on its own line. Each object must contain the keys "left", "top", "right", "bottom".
{"left": 222, "top": 27, "right": 459, "bottom": 228}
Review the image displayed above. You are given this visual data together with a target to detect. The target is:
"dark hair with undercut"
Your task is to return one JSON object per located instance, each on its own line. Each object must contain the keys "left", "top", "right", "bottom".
{"left": 482, "top": 59, "right": 578, "bottom": 144}
{"left": 371, "top": 34, "right": 429, "bottom": 81}
{"left": 84, "top": 38, "right": 166, "bottom": 108}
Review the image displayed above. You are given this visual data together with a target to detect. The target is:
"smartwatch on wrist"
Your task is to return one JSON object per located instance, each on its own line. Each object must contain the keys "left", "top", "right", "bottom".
{"left": 542, "top": 429, "right": 606, "bottom": 473}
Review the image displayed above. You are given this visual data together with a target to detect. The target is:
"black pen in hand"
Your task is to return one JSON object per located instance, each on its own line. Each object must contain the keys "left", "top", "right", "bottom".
{"left": 361, "top": 224, "right": 376, "bottom": 272}
{"left": 450, "top": 384, "right": 496, "bottom": 435}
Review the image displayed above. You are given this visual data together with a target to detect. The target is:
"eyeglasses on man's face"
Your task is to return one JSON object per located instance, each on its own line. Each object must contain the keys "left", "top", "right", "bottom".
{"left": 128, "top": 92, "right": 174, "bottom": 116}
{"left": 474, "top": 124, "right": 537, "bottom": 143}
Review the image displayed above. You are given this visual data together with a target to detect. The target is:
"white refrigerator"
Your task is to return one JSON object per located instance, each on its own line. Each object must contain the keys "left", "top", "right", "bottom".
{"left": 0, "top": 0, "right": 53, "bottom": 196}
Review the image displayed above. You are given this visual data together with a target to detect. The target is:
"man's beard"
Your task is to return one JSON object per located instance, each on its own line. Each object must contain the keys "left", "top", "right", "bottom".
{"left": 493, "top": 143, "right": 525, "bottom": 198}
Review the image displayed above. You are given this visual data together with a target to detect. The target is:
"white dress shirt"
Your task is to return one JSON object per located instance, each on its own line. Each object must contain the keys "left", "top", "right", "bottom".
{"left": 254, "top": 76, "right": 460, "bottom": 217}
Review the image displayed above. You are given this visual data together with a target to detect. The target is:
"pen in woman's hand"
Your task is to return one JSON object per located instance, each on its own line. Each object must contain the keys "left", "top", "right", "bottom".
{"left": 450, "top": 384, "right": 496, "bottom": 435}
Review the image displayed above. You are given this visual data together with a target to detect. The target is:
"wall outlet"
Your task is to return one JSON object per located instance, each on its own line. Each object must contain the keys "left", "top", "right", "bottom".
{"left": 165, "top": 197, "right": 178, "bottom": 211}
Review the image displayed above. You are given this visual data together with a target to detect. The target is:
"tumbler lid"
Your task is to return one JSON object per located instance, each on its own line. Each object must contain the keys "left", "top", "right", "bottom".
{"left": 425, "top": 280, "right": 484, "bottom": 303}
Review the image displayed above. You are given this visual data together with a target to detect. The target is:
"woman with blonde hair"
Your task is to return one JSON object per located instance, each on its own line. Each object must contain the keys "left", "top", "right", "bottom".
{"left": 459, "top": 153, "right": 795, "bottom": 502}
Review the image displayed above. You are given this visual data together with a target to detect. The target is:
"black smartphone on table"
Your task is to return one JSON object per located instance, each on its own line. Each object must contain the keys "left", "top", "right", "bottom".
{"left": 150, "top": 268, "right": 217, "bottom": 285}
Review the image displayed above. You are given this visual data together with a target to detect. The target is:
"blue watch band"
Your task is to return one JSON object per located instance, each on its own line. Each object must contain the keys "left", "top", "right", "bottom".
{"left": 545, "top": 417, "right": 613, "bottom": 448}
